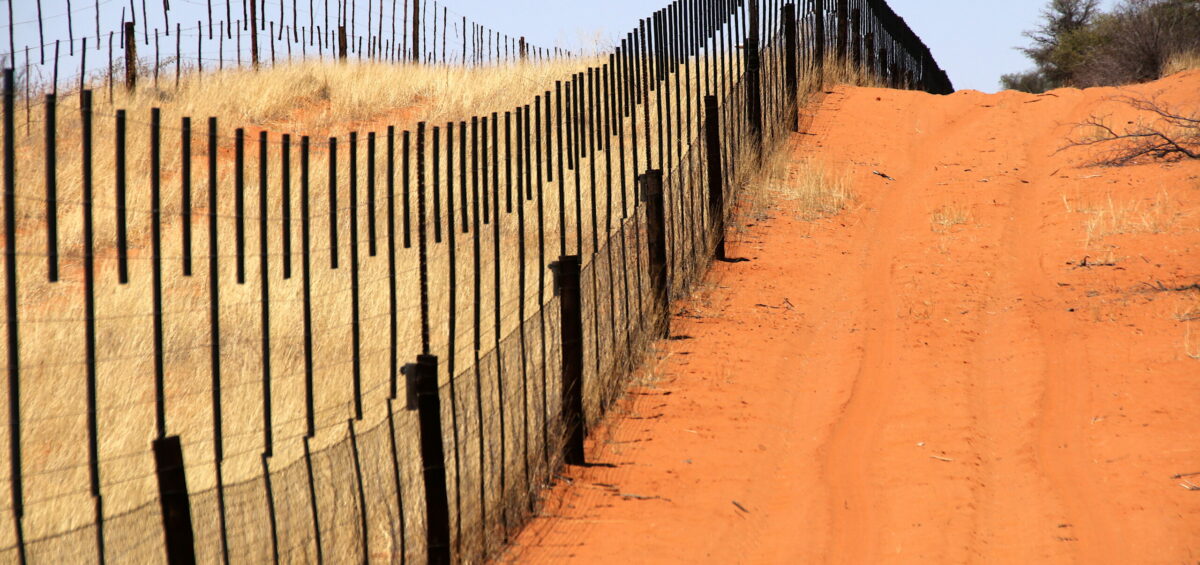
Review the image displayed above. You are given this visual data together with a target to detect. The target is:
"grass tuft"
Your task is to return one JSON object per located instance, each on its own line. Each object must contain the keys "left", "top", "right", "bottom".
{"left": 1081, "top": 191, "right": 1183, "bottom": 246}
{"left": 1162, "top": 50, "right": 1200, "bottom": 78}
{"left": 782, "top": 158, "right": 855, "bottom": 220}
{"left": 930, "top": 203, "right": 972, "bottom": 232}
{"left": 751, "top": 145, "right": 854, "bottom": 222}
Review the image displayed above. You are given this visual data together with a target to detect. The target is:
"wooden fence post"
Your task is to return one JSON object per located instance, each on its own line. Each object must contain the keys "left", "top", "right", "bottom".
{"left": 550, "top": 255, "right": 585, "bottom": 465}
{"left": 338, "top": 26, "right": 348, "bottom": 60}
{"left": 412, "top": 0, "right": 421, "bottom": 64}
{"left": 783, "top": 3, "right": 798, "bottom": 131}
{"left": 124, "top": 21, "right": 137, "bottom": 91}
{"left": 746, "top": 0, "right": 762, "bottom": 152}
{"left": 850, "top": 9, "right": 861, "bottom": 67}
{"left": 249, "top": 0, "right": 259, "bottom": 68}
{"left": 404, "top": 354, "right": 450, "bottom": 565}
{"left": 640, "top": 170, "right": 669, "bottom": 338}
{"left": 865, "top": 32, "right": 876, "bottom": 78}
{"left": 814, "top": 0, "right": 826, "bottom": 89}
{"left": 891, "top": 53, "right": 902, "bottom": 89}
{"left": 835, "top": 0, "right": 849, "bottom": 61}
{"left": 2, "top": 67, "right": 28, "bottom": 565}
{"left": 704, "top": 96, "right": 726, "bottom": 259}
{"left": 153, "top": 435, "right": 197, "bottom": 565}
{"left": 878, "top": 46, "right": 889, "bottom": 86}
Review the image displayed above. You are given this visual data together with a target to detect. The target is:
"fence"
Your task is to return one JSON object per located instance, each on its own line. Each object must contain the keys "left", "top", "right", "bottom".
{"left": 5, "top": 0, "right": 571, "bottom": 107}
{"left": 0, "top": 0, "right": 950, "bottom": 563}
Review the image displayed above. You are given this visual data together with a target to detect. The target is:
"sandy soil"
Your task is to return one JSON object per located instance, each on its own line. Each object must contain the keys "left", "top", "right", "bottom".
{"left": 503, "top": 72, "right": 1200, "bottom": 563}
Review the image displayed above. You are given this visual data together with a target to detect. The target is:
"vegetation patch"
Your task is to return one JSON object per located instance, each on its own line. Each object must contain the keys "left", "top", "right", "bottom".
{"left": 1002, "top": 0, "right": 1200, "bottom": 92}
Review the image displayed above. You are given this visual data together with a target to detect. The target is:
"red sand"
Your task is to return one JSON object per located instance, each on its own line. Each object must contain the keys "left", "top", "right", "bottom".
{"left": 505, "top": 72, "right": 1200, "bottom": 563}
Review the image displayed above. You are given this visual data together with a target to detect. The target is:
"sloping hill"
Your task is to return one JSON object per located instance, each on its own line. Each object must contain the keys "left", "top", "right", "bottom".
{"left": 507, "top": 71, "right": 1200, "bottom": 563}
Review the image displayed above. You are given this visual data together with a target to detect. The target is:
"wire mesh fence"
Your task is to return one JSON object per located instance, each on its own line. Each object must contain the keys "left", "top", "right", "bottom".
{"left": 0, "top": 0, "right": 950, "bottom": 562}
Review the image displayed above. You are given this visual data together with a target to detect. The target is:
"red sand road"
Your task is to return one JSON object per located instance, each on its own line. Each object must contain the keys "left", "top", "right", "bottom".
{"left": 505, "top": 73, "right": 1200, "bottom": 563}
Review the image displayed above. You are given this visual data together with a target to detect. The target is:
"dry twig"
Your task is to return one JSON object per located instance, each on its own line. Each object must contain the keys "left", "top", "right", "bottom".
{"left": 1063, "top": 95, "right": 1200, "bottom": 166}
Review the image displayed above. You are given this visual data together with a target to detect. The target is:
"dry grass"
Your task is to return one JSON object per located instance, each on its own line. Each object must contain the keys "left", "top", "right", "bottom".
{"left": 14, "top": 58, "right": 603, "bottom": 139}
{"left": 1162, "top": 50, "right": 1200, "bottom": 78}
{"left": 773, "top": 157, "right": 854, "bottom": 221}
{"left": 738, "top": 133, "right": 854, "bottom": 225}
{"left": 930, "top": 203, "right": 972, "bottom": 232}
{"left": 800, "top": 55, "right": 884, "bottom": 94}
{"left": 1175, "top": 292, "right": 1200, "bottom": 323}
{"left": 740, "top": 55, "right": 879, "bottom": 224}
{"left": 1079, "top": 191, "right": 1184, "bottom": 246}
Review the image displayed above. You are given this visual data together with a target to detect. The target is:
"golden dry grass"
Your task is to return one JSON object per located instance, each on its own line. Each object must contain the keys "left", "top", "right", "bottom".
{"left": 798, "top": 54, "right": 885, "bottom": 103}
{"left": 1077, "top": 191, "right": 1184, "bottom": 246}
{"left": 17, "top": 58, "right": 604, "bottom": 137}
{"left": 757, "top": 152, "right": 853, "bottom": 222}
{"left": 738, "top": 56, "right": 876, "bottom": 223}
{"left": 1162, "top": 50, "right": 1200, "bottom": 78}
{"left": 930, "top": 203, "right": 972, "bottom": 232}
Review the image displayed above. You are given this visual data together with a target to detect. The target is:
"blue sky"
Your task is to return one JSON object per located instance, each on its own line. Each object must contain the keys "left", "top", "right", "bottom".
{"left": 3, "top": 0, "right": 1121, "bottom": 92}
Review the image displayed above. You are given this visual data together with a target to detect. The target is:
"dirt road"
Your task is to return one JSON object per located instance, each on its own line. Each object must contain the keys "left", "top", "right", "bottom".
{"left": 507, "top": 72, "right": 1200, "bottom": 563}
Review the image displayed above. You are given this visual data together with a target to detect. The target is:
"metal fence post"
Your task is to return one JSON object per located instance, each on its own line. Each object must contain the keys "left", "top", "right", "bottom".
{"left": 153, "top": 436, "right": 197, "bottom": 565}
{"left": 550, "top": 256, "right": 585, "bottom": 465}
{"left": 405, "top": 354, "right": 451, "bottom": 565}
{"left": 640, "top": 170, "right": 669, "bottom": 339}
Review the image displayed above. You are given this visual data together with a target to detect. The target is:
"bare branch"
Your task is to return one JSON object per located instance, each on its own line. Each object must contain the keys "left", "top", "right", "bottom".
{"left": 1061, "top": 95, "right": 1200, "bottom": 166}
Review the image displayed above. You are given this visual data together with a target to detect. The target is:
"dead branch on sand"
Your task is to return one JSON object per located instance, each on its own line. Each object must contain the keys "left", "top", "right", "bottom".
{"left": 1063, "top": 95, "right": 1200, "bottom": 166}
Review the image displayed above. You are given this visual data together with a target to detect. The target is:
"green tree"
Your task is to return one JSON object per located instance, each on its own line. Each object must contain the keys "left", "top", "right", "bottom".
{"left": 1021, "top": 0, "right": 1103, "bottom": 86}
{"left": 1000, "top": 70, "right": 1052, "bottom": 93}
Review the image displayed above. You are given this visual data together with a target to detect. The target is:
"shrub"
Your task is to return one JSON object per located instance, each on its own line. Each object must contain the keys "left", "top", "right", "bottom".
{"left": 1003, "top": 0, "right": 1200, "bottom": 89}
